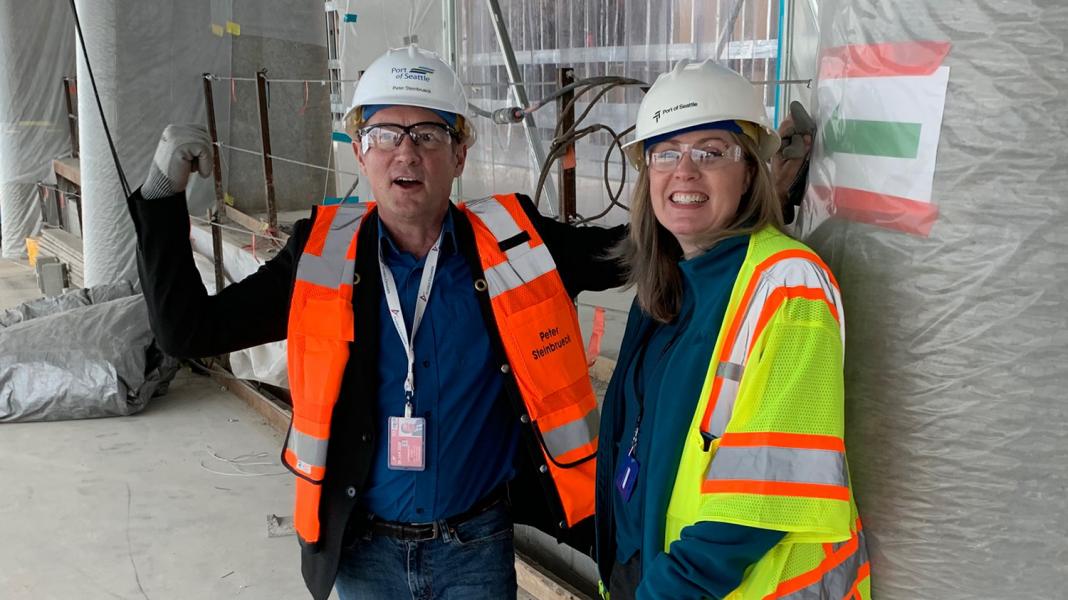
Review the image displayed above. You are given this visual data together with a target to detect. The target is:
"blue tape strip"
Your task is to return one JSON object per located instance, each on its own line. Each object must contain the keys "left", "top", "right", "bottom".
{"left": 343, "top": 13, "right": 358, "bottom": 23}
{"left": 323, "top": 196, "right": 360, "bottom": 206}
{"left": 332, "top": 131, "right": 352, "bottom": 143}
{"left": 773, "top": 0, "right": 786, "bottom": 126}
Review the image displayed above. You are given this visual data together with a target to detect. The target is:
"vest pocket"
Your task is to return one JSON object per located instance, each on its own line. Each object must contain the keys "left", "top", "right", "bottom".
{"left": 292, "top": 296, "right": 355, "bottom": 342}
{"left": 501, "top": 292, "right": 591, "bottom": 417}
{"left": 288, "top": 296, "right": 351, "bottom": 468}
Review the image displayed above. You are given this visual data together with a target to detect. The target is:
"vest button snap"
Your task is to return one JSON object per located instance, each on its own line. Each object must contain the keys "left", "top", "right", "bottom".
{"left": 346, "top": 486, "right": 357, "bottom": 498}
{"left": 539, "top": 465, "right": 548, "bottom": 474}
{"left": 500, "top": 364, "right": 511, "bottom": 374}
{"left": 519, "top": 414, "right": 530, "bottom": 424}
{"left": 558, "top": 520, "right": 566, "bottom": 529}
{"left": 353, "top": 273, "right": 361, "bottom": 285}
{"left": 474, "top": 278, "right": 488, "bottom": 292}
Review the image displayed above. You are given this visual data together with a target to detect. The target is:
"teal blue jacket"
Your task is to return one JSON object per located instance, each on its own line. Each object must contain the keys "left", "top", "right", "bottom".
{"left": 595, "top": 235, "right": 784, "bottom": 599}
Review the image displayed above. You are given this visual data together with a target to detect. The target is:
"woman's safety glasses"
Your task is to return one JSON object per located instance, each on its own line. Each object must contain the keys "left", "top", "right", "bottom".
{"left": 358, "top": 122, "right": 459, "bottom": 153}
{"left": 646, "top": 141, "right": 744, "bottom": 173}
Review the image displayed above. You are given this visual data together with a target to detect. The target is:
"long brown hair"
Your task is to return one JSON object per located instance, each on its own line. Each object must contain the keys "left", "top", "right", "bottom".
{"left": 613, "top": 132, "right": 785, "bottom": 323}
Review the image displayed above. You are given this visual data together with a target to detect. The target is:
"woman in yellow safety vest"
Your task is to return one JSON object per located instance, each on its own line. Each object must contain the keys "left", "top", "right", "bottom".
{"left": 594, "top": 58, "right": 870, "bottom": 599}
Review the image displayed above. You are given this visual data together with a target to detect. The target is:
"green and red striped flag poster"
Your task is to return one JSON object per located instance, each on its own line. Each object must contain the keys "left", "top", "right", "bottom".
{"left": 807, "top": 41, "right": 952, "bottom": 236}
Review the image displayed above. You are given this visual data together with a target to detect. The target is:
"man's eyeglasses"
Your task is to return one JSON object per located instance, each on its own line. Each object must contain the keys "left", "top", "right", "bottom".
{"left": 646, "top": 141, "right": 744, "bottom": 172}
{"left": 358, "top": 122, "right": 459, "bottom": 153}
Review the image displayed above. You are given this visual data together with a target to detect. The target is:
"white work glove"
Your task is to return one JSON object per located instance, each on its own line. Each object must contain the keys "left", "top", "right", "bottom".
{"left": 141, "top": 124, "right": 213, "bottom": 200}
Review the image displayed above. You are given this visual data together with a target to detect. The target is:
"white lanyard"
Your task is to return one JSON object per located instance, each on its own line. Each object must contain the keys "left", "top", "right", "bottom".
{"left": 378, "top": 229, "right": 444, "bottom": 418}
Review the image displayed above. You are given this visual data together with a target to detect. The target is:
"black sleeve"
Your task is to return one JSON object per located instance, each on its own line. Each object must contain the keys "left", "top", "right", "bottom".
{"left": 513, "top": 193, "right": 628, "bottom": 297}
{"left": 126, "top": 188, "right": 311, "bottom": 358}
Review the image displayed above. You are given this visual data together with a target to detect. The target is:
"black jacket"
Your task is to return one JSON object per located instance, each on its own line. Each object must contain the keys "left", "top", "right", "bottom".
{"left": 127, "top": 191, "right": 626, "bottom": 600}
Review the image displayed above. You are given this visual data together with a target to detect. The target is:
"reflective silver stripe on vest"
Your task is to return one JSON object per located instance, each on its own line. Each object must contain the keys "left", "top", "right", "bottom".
{"left": 716, "top": 361, "right": 744, "bottom": 382}
{"left": 779, "top": 529, "right": 869, "bottom": 600}
{"left": 705, "top": 377, "right": 740, "bottom": 439}
{"left": 540, "top": 407, "right": 600, "bottom": 459}
{"left": 484, "top": 243, "right": 556, "bottom": 298}
{"left": 705, "top": 446, "right": 849, "bottom": 487}
{"left": 729, "top": 258, "right": 844, "bottom": 362}
{"left": 465, "top": 196, "right": 559, "bottom": 298}
{"left": 286, "top": 426, "right": 329, "bottom": 472}
{"left": 296, "top": 255, "right": 356, "bottom": 289}
{"left": 703, "top": 256, "right": 843, "bottom": 439}
{"left": 295, "top": 204, "right": 368, "bottom": 288}
{"left": 465, "top": 196, "right": 524, "bottom": 245}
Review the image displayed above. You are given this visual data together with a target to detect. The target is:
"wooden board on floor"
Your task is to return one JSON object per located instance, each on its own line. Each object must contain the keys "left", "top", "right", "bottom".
{"left": 516, "top": 551, "right": 592, "bottom": 600}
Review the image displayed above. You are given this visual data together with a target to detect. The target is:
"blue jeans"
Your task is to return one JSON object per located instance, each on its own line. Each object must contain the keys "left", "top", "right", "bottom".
{"left": 335, "top": 502, "right": 517, "bottom": 599}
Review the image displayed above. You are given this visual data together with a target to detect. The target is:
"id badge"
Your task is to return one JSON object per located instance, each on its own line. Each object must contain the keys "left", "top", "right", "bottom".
{"left": 614, "top": 453, "right": 640, "bottom": 503}
{"left": 388, "top": 416, "right": 426, "bottom": 471}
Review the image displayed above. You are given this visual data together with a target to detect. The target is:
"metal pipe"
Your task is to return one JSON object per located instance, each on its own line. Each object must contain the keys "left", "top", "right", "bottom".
{"left": 716, "top": 0, "right": 746, "bottom": 61}
{"left": 753, "top": 77, "right": 812, "bottom": 86}
{"left": 255, "top": 70, "right": 279, "bottom": 234}
{"left": 202, "top": 73, "right": 226, "bottom": 294}
{"left": 485, "top": 0, "right": 557, "bottom": 216}
{"left": 556, "top": 67, "right": 576, "bottom": 224}
{"left": 443, "top": 0, "right": 463, "bottom": 201}
{"left": 773, "top": 0, "right": 791, "bottom": 125}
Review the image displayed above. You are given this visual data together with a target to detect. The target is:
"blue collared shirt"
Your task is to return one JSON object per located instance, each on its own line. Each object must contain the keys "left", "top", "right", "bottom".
{"left": 360, "top": 211, "right": 520, "bottom": 522}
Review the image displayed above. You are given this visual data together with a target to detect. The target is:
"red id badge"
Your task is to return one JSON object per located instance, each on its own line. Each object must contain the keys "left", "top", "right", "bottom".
{"left": 388, "top": 415, "right": 426, "bottom": 471}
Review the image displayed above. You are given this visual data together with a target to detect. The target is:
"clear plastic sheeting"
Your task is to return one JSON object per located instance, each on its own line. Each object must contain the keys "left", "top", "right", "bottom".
{"left": 188, "top": 224, "right": 289, "bottom": 388}
{"left": 0, "top": 184, "right": 39, "bottom": 259}
{"left": 455, "top": 0, "right": 782, "bottom": 224}
{"left": 796, "top": 1, "right": 1068, "bottom": 597}
{"left": 229, "top": 343, "right": 289, "bottom": 389}
{"left": 0, "top": 294, "right": 179, "bottom": 423}
{"left": 0, "top": 1, "right": 76, "bottom": 258}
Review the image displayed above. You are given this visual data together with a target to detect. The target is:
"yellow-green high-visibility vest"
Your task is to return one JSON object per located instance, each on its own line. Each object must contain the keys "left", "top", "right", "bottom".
{"left": 664, "top": 226, "right": 871, "bottom": 599}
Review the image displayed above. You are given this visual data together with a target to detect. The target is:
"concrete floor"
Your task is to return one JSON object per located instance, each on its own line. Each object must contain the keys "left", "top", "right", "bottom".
{"left": 1, "top": 256, "right": 316, "bottom": 598}
{"left": 0, "top": 368, "right": 315, "bottom": 600}
{"left": 0, "top": 257, "right": 40, "bottom": 309}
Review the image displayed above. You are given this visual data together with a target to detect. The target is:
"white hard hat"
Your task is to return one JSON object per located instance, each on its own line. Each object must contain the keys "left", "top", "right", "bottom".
{"left": 623, "top": 58, "right": 779, "bottom": 166}
{"left": 345, "top": 44, "right": 476, "bottom": 145}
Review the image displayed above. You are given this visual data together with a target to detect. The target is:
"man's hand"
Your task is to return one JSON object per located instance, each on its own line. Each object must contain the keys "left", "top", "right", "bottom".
{"left": 141, "top": 124, "right": 213, "bottom": 199}
{"left": 771, "top": 102, "right": 815, "bottom": 224}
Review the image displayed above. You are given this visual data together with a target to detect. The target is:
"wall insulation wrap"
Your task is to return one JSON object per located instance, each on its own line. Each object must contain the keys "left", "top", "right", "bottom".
{"left": 74, "top": 0, "right": 229, "bottom": 286}
{"left": 797, "top": 2, "right": 1068, "bottom": 597}
{"left": 0, "top": 1, "right": 76, "bottom": 259}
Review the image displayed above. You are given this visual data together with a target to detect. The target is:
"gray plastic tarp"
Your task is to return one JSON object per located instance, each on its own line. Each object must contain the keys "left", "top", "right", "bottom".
{"left": 0, "top": 293, "right": 178, "bottom": 422}
{"left": 0, "top": 280, "right": 134, "bottom": 328}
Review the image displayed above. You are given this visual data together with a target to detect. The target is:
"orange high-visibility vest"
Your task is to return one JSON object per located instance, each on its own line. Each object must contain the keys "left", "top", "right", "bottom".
{"left": 283, "top": 194, "right": 598, "bottom": 545}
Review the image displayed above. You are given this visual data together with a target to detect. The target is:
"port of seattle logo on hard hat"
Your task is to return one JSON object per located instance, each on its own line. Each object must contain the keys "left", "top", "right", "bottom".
{"left": 392, "top": 66, "right": 435, "bottom": 82}
{"left": 652, "top": 101, "right": 698, "bottom": 123}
